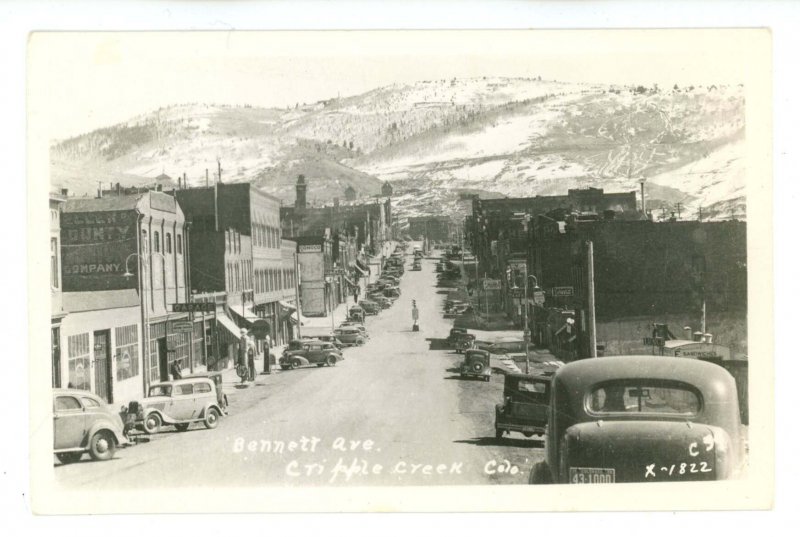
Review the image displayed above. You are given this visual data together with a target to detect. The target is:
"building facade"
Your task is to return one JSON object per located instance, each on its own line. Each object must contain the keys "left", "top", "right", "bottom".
{"left": 50, "top": 191, "right": 67, "bottom": 388}
{"left": 408, "top": 216, "right": 453, "bottom": 243}
{"left": 58, "top": 190, "right": 192, "bottom": 404}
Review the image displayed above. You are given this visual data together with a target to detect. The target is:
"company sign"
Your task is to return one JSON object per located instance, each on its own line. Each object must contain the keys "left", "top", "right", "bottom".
{"left": 298, "top": 244, "right": 322, "bottom": 253}
{"left": 61, "top": 211, "right": 138, "bottom": 291}
{"left": 483, "top": 279, "right": 501, "bottom": 290}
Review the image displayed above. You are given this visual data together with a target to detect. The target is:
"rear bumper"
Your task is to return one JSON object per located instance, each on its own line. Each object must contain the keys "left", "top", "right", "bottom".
{"left": 495, "top": 420, "right": 547, "bottom": 435}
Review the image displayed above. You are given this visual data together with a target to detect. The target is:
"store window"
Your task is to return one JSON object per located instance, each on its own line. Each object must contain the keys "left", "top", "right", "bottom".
{"left": 67, "top": 333, "right": 91, "bottom": 391}
{"left": 115, "top": 324, "right": 139, "bottom": 381}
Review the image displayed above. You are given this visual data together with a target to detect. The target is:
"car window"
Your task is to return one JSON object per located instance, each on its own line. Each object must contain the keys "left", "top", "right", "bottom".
{"left": 55, "top": 396, "right": 81, "bottom": 411}
{"left": 81, "top": 397, "right": 101, "bottom": 408}
{"left": 588, "top": 383, "right": 701, "bottom": 415}
{"left": 519, "top": 380, "right": 548, "bottom": 394}
{"left": 194, "top": 382, "right": 212, "bottom": 393}
{"left": 149, "top": 385, "right": 172, "bottom": 397}
{"left": 175, "top": 384, "right": 194, "bottom": 395}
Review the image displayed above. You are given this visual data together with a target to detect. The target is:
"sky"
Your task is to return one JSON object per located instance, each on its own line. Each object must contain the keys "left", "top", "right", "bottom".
{"left": 28, "top": 29, "right": 757, "bottom": 141}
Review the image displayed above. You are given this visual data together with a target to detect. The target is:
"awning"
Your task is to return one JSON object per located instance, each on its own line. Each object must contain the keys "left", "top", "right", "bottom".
{"left": 231, "top": 305, "right": 260, "bottom": 325}
{"left": 217, "top": 313, "right": 244, "bottom": 339}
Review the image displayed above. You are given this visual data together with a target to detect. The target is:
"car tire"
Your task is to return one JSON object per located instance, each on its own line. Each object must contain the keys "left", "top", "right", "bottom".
{"left": 280, "top": 366, "right": 288, "bottom": 371}
{"left": 523, "top": 432, "right": 534, "bottom": 438}
{"left": 316, "top": 363, "right": 325, "bottom": 367}
{"left": 88, "top": 430, "right": 116, "bottom": 461}
{"left": 143, "top": 413, "right": 161, "bottom": 435}
{"left": 174, "top": 423, "right": 190, "bottom": 432}
{"left": 56, "top": 452, "right": 82, "bottom": 464}
{"left": 326, "top": 356, "right": 337, "bottom": 367}
{"left": 204, "top": 408, "right": 220, "bottom": 430}
{"left": 529, "top": 461, "right": 552, "bottom": 485}
{"left": 356, "top": 338, "right": 364, "bottom": 346}
{"left": 291, "top": 359, "right": 302, "bottom": 369}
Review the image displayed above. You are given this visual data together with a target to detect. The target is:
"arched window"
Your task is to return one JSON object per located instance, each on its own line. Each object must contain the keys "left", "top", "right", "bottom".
{"left": 165, "top": 233, "right": 172, "bottom": 254}
{"left": 176, "top": 234, "right": 182, "bottom": 254}
{"left": 153, "top": 231, "right": 160, "bottom": 253}
{"left": 141, "top": 230, "right": 148, "bottom": 252}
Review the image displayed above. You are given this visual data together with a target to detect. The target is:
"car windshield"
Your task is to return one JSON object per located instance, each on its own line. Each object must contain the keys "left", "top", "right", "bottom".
{"left": 148, "top": 385, "right": 172, "bottom": 397}
{"left": 588, "top": 382, "right": 701, "bottom": 416}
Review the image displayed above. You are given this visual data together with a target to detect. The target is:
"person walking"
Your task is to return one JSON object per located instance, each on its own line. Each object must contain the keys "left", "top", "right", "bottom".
{"left": 263, "top": 334, "right": 272, "bottom": 374}
{"left": 412, "top": 300, "right": 419, "bottom": 332}
{"left": 170, "top": 359, "right": 183, "bottom": 380}
{"left": 247, "top": 345, "right": 256, "bottom": 381}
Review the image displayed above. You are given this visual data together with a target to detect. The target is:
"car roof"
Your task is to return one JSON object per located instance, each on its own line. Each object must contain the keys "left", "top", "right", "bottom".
{"left": 554, "top": 355, "right": 734, "bottom": 392}
{"left": 53, "top": 388, "right": 103, "bottom": 399}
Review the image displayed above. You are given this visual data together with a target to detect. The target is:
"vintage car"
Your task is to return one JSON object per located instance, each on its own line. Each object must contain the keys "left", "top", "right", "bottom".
{"left": 338, "top": 320, "right": 368, "bottom": 336}
{"left": 460, "top": 349, "right": 491, "bottom": 382}
{"left": 369, "top": 294, "right": 392, "bottom": 309}
{"left": 280, "top": 341, "right": 343, "bottom": 369}
{"left": 334, "top": 326, "right": 366, "bottom": 347}
{"left": 447, "top": 327, "right": 468, "bottom": 345}
{"left": 454, "top": 333, "right": 476, "bottom": 353}
{"left": 495, "top": 373, "right": 550, "bottom": 439}
{"left": 348, "top": 306, "right": 366, "bottom": 323}
{"left": 359, "top": 299, "right": 380, "bottom": 315}
{"left": 411, "top": 261, "right": 422, "bottom": 271}
{"left": 53, "top": 389, "right": 129, "bottom": 464}
{"left": 123, "top": 378, "right": 225, "bottom": 435}
{"left": 184, "top": 371, "right": 229, "bottom": 411}
{"left": 383, "top": 286, "right": 401, "bottom": 299}
{"left": 528, "top": 356, "right": 746, "bottom": 484}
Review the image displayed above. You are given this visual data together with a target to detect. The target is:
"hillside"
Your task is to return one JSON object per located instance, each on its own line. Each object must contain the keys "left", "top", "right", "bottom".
{"left": 50, "top": 77, "right": 746, "bottom": 225}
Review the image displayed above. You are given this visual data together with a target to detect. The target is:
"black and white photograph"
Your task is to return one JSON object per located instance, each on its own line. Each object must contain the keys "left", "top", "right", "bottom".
{"left": 25, "top": 25, "right": 775, "bottom": 515}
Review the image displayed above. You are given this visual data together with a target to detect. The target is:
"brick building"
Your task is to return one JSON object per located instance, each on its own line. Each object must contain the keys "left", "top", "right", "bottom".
{"left": 58, "top": 190, "right": 193, "bottom": 403}
{"left": 527, "top": 217, "right": 747, "bottom": 360}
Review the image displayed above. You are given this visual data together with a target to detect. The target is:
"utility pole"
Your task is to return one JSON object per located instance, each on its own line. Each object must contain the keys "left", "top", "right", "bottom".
{"left": 217, "top": 158, "right": 223, "bottom": 184}
{"left": 587, "top": 241, "right": 598, "bottom": 358}
{"left": 206, "top": 168, "right": 209, "bottom": 188}
{"left": 675, "top": 202, "right": 683, "bottom": 220}
{"left": 697, "top": 206, "right": 703, "bottom": 221}
{"left": 523, "top": 270, "right": 530, "bottom": 374}
{"left": 294, "top": 252, "right": 302, "bottom": 340}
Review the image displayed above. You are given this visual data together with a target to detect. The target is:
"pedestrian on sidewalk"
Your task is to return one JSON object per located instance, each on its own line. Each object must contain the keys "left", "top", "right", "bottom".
{"left": 170, "top": 359, "right": 183, "bottom": 380}
{"left": 247, "top": 346, "right": 256, "bottom": 381}
{"left": 263, "top": 334, "right": 272, "bottom": 374}
{"left": 412, "top": 300, "right": 419, "bottom": 332}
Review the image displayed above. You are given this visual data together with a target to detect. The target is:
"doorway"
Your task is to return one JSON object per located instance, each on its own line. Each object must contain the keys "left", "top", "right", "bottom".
{"left": 157, "top": 337, "right": 169, "bottom": 381}
{"left": 92, "top": 330, "right": 113, "bottom": 403}
{"left": 51, "top": 326, "right": 61, "bottom": 388}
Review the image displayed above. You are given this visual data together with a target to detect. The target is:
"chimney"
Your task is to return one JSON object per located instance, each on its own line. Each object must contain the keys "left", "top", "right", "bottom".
{"left": 156, "top": 184, "right": 163, "bottom": 192}
{"left": 60, "top": 188, "right": 68, "bottom": 197}
{"left": 116, "top": 182, "right": 121, "bottom": 196}
{"left": 183, "top": 172, "right": 187, "bottom": 189}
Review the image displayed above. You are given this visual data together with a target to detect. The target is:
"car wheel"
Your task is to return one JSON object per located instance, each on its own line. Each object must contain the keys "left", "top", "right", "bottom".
{"left": 143, "top": 413, "right": 161, "bottom": 435}
{"left": 326, "top": 356, "right": 337, "bottom": 367}
{"left": 88, "top": 430, "right": 116, "bottom": 461}
{"left": 204, "top": 408, "right": 220, "bottom": 430}
{"left": 529, "top": 461, "right": 552, "bottom": 485}
{"left": 356, "top": 338, "right": 364, "bottom": 346}
{"left": 174, "top": 423, "right": 190, "bottom": 432}
{"left": 316, "top": 363, "right": 325, "bottom": 367}
{"left": 523, "top": 432, "right": 534, "bottom": 438}
{"left": 291, "top": 358, "right": 302, "bottom": 369}
{"left": 56, "top": 452, "right": 83, "bottom": 464}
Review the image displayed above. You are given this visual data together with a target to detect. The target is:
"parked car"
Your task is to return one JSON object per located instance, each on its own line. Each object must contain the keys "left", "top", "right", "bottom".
{"left": 359, "top": 300, "right": 380, "bottom": 315}
{"left": 334, "top": 326, "right": 366, "bottom": 346}
{"left": 495, "top": 373, "right": 551, "bottom": 439}
{"left": 123, "top": 378, "right": 225, "bottom": 435}
{"left": 528, "top": 356, "right": 746, "bottom": 484}
{"left": 301, "top": 333, "right": 344, "bottom": 349}
{"left": 371, "top": 295, "right": 392, "bottom": 309}
{"left": 447, "top": 327, "right": 468, "bottom": 346}
{"left": 53, "top": 389, "right": 129, "bottom": 464}
{"left": 280, "top": 341, "right": 343, "bottom": 369}
{"left": 348, "top": 306, "right": 366, "bottom": 323}
{"left": 383, "top": 286, "right": 401, "bottom": 299}
{"left": 338, "top": 321, "right": 368, "bottom": 337}
{"left": 184, "top": 371, "right": 229, "bottom": 412}
{"left": 460, "top": 349, "right": 491, "bottom": 382}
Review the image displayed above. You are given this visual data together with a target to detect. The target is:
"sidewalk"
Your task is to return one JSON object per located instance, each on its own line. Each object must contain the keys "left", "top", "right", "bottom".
{"left": 218, "top": 298, "right": 355, "bottom": 387}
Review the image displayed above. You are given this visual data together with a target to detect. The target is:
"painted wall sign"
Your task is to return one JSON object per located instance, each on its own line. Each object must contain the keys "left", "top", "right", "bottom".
{"left": 61, "top": 210, "right": 138, "bottom": 291}
{"left": 299, "top": 244, "right": 323, "bottom": 253}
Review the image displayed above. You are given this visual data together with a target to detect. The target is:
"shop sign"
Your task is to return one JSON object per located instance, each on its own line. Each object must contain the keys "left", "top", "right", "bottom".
{"left": 299, "top": 244, "right": 322, "bottom": 253}
{"left": 172, "top": 302, "right": 216, "bottom": 313}
{"left": 551, "top": 286, "right": 574, "bottom": 297}
{"left": 483, "top": 279, "right": 501, "bottom": 290}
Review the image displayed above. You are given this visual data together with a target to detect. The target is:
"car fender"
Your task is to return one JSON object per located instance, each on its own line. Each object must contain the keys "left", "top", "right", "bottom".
{"left": 86, "top": 420, "right": 128, "bottom": 447}
{"left": 203, "top": 403, "right": 223, "bottom": 418}
{"left": 144, "top": 408, "right": 172, "bottom": 425}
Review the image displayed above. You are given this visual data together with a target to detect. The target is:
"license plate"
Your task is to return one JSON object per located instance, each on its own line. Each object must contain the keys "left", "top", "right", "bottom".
{"left": 569, "top": 467, "right": 616, "bottom": 484}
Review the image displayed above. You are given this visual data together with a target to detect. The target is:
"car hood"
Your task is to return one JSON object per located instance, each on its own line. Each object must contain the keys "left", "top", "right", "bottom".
{"left": 136, "top": 395, "right": 172, "bottom": 407}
